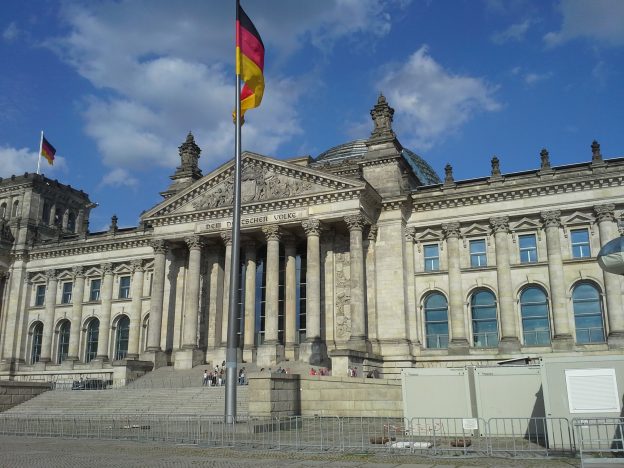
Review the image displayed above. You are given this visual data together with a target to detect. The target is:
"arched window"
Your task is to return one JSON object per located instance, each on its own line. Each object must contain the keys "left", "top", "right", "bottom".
{"left": 471, "top": 290, "right": 498, "bottom": 348}
{"left": 424, "top": 293, "right": 448, "bottom": 349}
{"left": 0, "top": 202, "right": 6, "bottom": 219}
{"left": 67, "top": 212, "right": 76, "bottom": 233}
{"left": 11, "top": 200, "right": 19, "bottom": 218}
{"left": 114, "top": 315, "right": 130, "bottom": 360}
{"left": 42, "top": 202, "right": 51, "bottom": 224}
{"left": 572, "top": 283, "right": 605, "bottom": 343}
{"left": 30, "top": 322, "right": 43, "bottom": 364}
{"left": 85, "top": 319, "right": 99, "bottom": 363}
{"left": 57, "top": 321, "right": 71, "bottom": 363}
{"left": 141, "top": 314, "right": 149, "bottom": 352}
{"left": 520, "top": 286, "right": 551, "bottom": 346}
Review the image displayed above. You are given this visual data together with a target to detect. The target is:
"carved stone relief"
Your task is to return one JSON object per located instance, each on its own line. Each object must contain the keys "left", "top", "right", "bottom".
{"left": 192, "top": 163, "right": 318, "bottom": 210}
{"left": 333, "top": 233, "right": 351, "bottom": 340}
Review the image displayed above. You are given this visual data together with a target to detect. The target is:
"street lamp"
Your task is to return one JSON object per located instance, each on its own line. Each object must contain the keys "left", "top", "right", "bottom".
{"left": 597, "top": 236, "right": 624, "bottom": 275}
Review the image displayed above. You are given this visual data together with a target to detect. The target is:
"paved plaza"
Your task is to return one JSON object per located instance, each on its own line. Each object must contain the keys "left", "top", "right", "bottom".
{"left": 0, "top": 435, "right": 582, "bottom": 467}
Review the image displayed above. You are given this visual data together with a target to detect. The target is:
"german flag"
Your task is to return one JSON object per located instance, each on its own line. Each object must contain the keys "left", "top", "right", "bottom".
{"left": 40, "top": 135, "right": 56, "bottom": 165}
{"left": 236, "top": 2, "right": 264, "bottom": 118}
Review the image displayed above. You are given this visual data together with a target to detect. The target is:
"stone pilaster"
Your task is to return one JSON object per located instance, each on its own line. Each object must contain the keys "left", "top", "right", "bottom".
{"left": 39, "top": 269, "right": 58, "bottom": 364}
{"left": 443, "top": 222, "right": 469, "bottom": 354}
{"left": 594, "top": 204, "right": 624, "bottom": 347}
{"left": 257, "top": 225, "right": 283, "bottom": 365}
{"left": 366, "top": 225, "right": 380, "bottom": 353}
{"left": 283, "top": 238, "right": 297, "bottom": 361}
{"left": 344, "top": 214, "right": 367, "bottom": 351}
{"left": 145, "top": 239, "right": 168, "bottom": 367}
{"left": 490, "top": 216, "right": 520, "bottom": 353}
{"left": 220, "top": 232, "right": 232, "bottom": 348}
{"left": 1, "top": 250, "right": 28, "bottom": 366}
{"left": 404, "top": 227, "right": 420, "bottom": 352}
{"left": 243, "top": 241, "right": 257, "bottom": 363}
{"left": 127, "top": 260, "right": 144, "bottom": 359}
{"left": 95, "top": 262, "right": 114, "bottom": 361}
{"left": 541, "top": 210, "right": 573, "bottom": 350}
{"left": 66, "top": 266, "right": 85, "bottom": 363}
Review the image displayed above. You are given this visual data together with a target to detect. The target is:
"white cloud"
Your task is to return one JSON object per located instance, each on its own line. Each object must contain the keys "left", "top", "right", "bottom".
{"left": 100, "top": 168, "right": 139, "bottom": 189}
{"left": 544, "top": 0, "right": 624, "bottom": 47}
{"left": 46, "top": 0, "right": 402, "bottom": 184}
{"left": 2, "top": 22, "right": 19, "bottom": 42}
{"left": 491, "top": 19, "right": 533, "bottom": 44}
{"left": 376, "top": 46, "right": 501, "bottom": 150}
{"left": 0, "top": 146, "right": 66, "bottom": 178}
{"left": 524, "top": 71, "right": 553, "bottom": 85}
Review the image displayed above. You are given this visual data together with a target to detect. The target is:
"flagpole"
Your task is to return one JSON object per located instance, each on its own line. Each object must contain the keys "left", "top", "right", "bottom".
{"left": 37, "top": 131, "right": 43, "bottom": 175}
{"left": 225, "top": 0, "right": 242, "bottom": 424}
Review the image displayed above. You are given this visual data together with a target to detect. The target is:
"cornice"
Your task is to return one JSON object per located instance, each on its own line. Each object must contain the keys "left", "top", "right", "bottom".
{"left": 412, "top": 174, "right": 624, "bottom": 212}
{"left": 28, "top": 237, "right": 152, "bottom": 261}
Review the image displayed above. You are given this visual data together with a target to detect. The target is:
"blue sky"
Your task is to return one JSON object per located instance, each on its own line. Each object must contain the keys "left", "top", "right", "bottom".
{"left": 1, "top": 0, "right": 623, "bottom": 230}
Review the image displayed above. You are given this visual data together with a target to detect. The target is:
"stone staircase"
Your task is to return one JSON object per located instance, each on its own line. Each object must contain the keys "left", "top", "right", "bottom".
{"left": 5, "top": 365, "right": 249, "bottom": 416}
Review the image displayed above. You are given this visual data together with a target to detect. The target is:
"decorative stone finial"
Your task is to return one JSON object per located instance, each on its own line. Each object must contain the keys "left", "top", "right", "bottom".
{"left": 540, "top": 148, "right": 550, "bottom": 169}
{"left": 591, "top": 140, "right": 602, "bottom": 162}
{"left": 110, "top": 215, "right": 118, "bottom": 232}
{"left": 444, "top": 163, "right": 454, "bottom": 184}
{"left": 491, "top": 156, "right": 501, "bottom": 178}
{"left": 369, "top": 93, "right": 396, "bottom": 141}
{"left": 179, "top": 132, "right": 201, "bottom": 171}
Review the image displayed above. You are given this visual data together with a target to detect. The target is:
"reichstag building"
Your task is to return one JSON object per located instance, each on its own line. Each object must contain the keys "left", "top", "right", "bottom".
{"left": 0, "top": 95, "right": 622, "bottom": 382}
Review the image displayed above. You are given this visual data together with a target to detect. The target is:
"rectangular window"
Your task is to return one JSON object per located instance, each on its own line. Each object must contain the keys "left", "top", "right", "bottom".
{"left": 61, "top": 282, "right": 73, "bottom": 304}
{"left": 571, "top": 229, "right": 591, "bottom": 258}
{"left": 118, "top": 276, "right": 131, "bottom": 299}
{"left": 424, "top": 244, "right": 440, "bottom": 271}
{"left": 89, "top": 279, "right": 101, "bottom": 302}
{"left": 35, "top": 284, "right": 46, "bottom": 306}
{"left": 470, "top": 239, "right": 487, "bottom": 267}
{"left": 519, "top": 234, "right": 538, "bottom": 263}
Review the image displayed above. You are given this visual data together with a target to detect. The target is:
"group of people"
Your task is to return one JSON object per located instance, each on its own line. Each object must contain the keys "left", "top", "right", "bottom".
{"left": 202, "top": 366, "right": 248, "bottom": 386}
{"left": 308, "top": 367, "right": 330, "bottom": 376}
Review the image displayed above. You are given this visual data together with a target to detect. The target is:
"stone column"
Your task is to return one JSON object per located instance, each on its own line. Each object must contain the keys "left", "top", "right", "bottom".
{"left": 127, "top": 259, "right": 144, "bottom": 359}
{"left": 345, "top": 214, "right": 367, "bottom": 350}
{"left": 594, "top": 204, "right": 624, "bottom": 347}
{"left": 403, "top": 227, "right": 419, "bottom": 350}
{"left": 442, "top": 222, "right": 469, "bottom": 353}
{"left": 243, "top": 241, "right": 257, "bottom": 362}
{"left": 283, "top": 238, "right": 297, "bottom": 360}
{"left": 67, "top": 266, "right": 85, "bottom": 363}
{"left": 146, "top": 240, "right": 167, "bottom": 354}
{"left": 206, "top": 248, "right": 224, "bottom": 351}
{"left": 182, "top": 236, "right": 203, "bottom": 349}
{"left": 220, "top": 232, "right": 232, "bottom": 347}
{"left": 301, "top": 219, "right": 324, "bottom": 363}
{"left": 1, "top": 250, "right": 28, "bottom": 364}
{"left": 541, "top": 210, "right": 573, "bottom": 349}
{"left": 96, "top": 262, "right": 114, "bottom": 360}
{"left": 262, "top": 225, "right": 280, "bottom": 344}
{"left": 39, "top": 269, "right": 58, "bottom": 364}
{"left": 490, "top": 216, "right": 520, "bottom": 352}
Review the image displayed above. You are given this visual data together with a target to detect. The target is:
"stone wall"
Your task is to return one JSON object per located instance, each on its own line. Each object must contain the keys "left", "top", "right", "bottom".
{"left": 0, "top": 381, "right": 50, "bottom": 412}
{"left": 248, "top": 373, "right": 402, "bottom": 418}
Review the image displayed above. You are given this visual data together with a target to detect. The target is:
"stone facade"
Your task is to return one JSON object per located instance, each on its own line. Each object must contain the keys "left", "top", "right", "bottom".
{"left": 0, "top": 97, "right": 623, "bottom": 383}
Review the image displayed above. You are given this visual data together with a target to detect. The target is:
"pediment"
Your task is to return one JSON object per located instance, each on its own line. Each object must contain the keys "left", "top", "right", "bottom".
{"left": 416, "top": 228, "right": 442, "bottom": 242}
{"left": 462, "top": 223, "right": 490, "bottom": 237}
{"left": 57, "top": 270, "right": 73, "bottom": 281}
{"left": 85, "top": 266, "right": 101, "bottom": 278}
{"left": 114, "top": 264, "right": 132, "bottom": 275}
{"left": 563, "top": 211, "right": 594, "bottom": 226}
{"left": 511, "top": 217, "right": 541, "bottom": 232}
{"left": 30, "top": 272, "right": 47, "bottom": 283}
{"left": 144, "top": 152, "right": 365, "bottom": 220}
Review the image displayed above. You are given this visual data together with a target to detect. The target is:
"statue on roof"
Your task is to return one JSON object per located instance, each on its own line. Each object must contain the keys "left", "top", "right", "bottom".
{"left": 369, "top": 93, "right": 397, "bottom": 141}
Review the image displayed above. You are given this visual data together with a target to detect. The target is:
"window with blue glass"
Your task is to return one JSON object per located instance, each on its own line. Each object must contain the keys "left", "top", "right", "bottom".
{"left": 89, "top": 278, "right": 101, "bottom": 302}
{"left": 57, "top": 321, "right": 70, "bottom": 363}
{"left": 61, "top": 282, "right": 73, "bottom": 304}
{"left": 424, "top": 293, "right": 448, "bottom": 349}
{"left": 520, "top": 286, "right": 551, "bottom": 346}
{"left": 470, "top": 239, "right": 487, "bottom": 267}
{"left": 30, "top": 322, "right": 43, "bottom": 364}
{"left": 571, "top": 229, "right": 591, "bottom": 258}
{"left": 471, "top": 290, "right": 498, "bottom": 348}
{"left": 572, "top": 283, "right": 605, "bottom": 343}
{"left": 85, "top": 318, "right": 99, "bottom": 363}
{"left": 35, "top": 284, "right": 46, "bottom": 306}
{"left": 118, "top": 276, "right": 131, "bottom": 299}
{"left": 518, "top": 234, "right": 538, "bottom": 263}
{"left": 424, "top": 244, "right": 440, "bottom": 271}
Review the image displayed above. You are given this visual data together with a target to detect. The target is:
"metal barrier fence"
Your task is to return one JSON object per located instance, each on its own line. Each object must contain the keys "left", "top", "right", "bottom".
{"left": 0, "top": 414, "right": 596, "bottom": 459}
{"left": 573, "top": 418, "right": 624, "bottom": 467}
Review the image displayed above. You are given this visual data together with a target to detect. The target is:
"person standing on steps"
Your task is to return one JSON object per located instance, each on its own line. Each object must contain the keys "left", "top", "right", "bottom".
{"left": 202, "top": 369, "right": 209, "bottom": 386}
